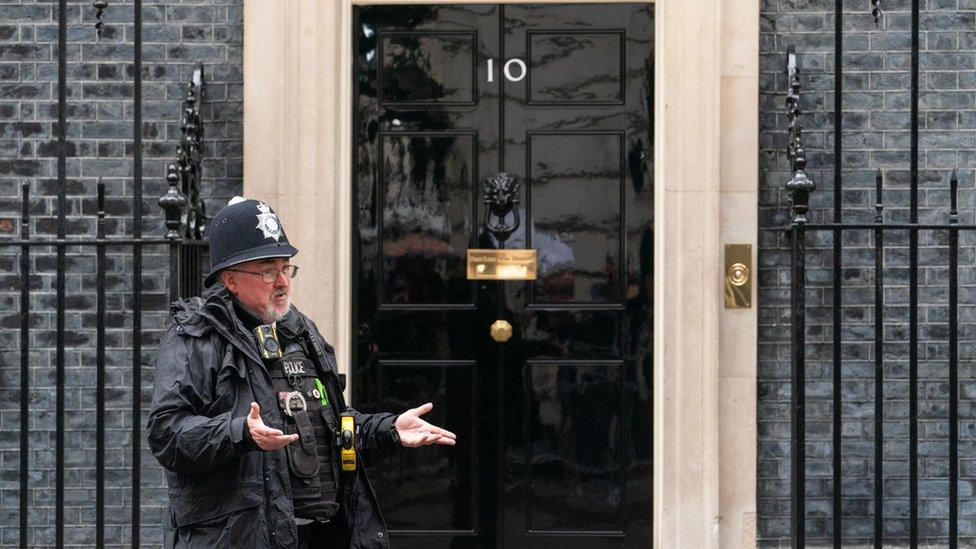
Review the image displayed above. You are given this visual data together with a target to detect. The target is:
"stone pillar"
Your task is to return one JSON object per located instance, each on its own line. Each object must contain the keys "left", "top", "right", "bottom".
{"left": 653, "top": 0, "right": 722, "bottom": 545}
{"left": 243, "top": 0, "right": 341, "bottom": 346}
{"left": 719, "top": 0, "right": 759, "bottom": 545}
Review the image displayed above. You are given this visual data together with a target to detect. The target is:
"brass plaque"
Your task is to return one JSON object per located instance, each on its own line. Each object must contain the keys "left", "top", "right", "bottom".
{"left": 466, "top": 249, "right": 537, "bottom": 280}
{"left": 725, "top": 244, "right": 752, "bottom": 308}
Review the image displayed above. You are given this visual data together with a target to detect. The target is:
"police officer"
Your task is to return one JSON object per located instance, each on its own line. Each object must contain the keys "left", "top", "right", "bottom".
{"left": 148, "top": 197, "right": 456, "bottom": 548}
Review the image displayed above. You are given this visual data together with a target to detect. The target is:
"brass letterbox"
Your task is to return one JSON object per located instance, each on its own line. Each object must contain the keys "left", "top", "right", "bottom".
{"left": 466, "top": 249, "right": 537, "bottom": 281}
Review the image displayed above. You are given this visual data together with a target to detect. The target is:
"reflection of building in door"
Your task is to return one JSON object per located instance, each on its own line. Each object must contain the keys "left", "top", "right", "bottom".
{"left": 380, "top": 135, "right": 468, "bottom": 304}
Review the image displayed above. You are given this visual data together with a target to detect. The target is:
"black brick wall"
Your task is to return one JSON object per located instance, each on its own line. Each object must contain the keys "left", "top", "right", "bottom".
{"left": 760, "top": 0, "right": 976, "bottom": 546}
{"left": 0, "top": 1, "right": 242, "bottom": 546}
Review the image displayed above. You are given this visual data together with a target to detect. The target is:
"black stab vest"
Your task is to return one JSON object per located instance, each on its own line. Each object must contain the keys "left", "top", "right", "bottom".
{"left": 231, "top": 300, "right": 343, "bottom": 523}
{"left": 270, "top": 353, "right": 342, "bottom": 522}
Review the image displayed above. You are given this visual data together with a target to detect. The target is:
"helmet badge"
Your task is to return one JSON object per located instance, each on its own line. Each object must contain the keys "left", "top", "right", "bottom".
{"left": 255, "top": 202, "right": 282, "bottom": 241}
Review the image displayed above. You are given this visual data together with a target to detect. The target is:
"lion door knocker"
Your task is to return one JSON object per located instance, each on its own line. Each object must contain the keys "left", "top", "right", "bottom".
{"left": 466, "top": 173, "right": 537, "bottom": 281}
{"left": 483, "top": 173, "right": 520, "bottom": 248}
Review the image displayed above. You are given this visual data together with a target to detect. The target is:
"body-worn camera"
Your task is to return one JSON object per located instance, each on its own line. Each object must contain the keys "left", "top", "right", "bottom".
{"left": 254, "top": 324, "right": 283, "bottom": 359}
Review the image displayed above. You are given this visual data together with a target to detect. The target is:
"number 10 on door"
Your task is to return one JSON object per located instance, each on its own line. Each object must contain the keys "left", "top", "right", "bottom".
{"left": 487, "top": 58, "right": 527, "bottom": 82}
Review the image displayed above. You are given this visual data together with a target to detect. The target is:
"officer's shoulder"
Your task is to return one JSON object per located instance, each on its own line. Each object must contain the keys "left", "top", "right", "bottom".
{"left": 167, "top": 296, "right": 212, "bottom": 339}
{"left": 292, "top": 309, "right": 336, "bottom": 355}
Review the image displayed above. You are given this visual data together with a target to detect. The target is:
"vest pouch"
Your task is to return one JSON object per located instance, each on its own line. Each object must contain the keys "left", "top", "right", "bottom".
{"left": 284, "top": 410, "right": 320, "bottom": 479}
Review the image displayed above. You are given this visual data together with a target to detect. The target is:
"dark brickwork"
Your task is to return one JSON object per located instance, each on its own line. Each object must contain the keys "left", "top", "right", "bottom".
{"left": 0, "top": 1, "right": 241, "bottom": 546}
{"left": 761, "top": 0, "right": 976, "bottom": 546}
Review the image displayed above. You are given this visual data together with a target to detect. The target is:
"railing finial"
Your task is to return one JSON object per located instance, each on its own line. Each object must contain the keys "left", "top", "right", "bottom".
{"left": 950, "top": 169, "right": 959, "bottom": 223}
{"left": 786, "top": 46, "right": 815, "bottom": 225}
{"left": 93, "top": 1, "right": 108, "bottom": 39}
{"left": 160, "top": 166, "right": 187, "bottom": 241}
{"left": 159, "top": 64, "right": 206, "bottom": 240}
{"left": 871, "top": 0, "right": 882, "bottom": 27}
{"left": 875, "top": 169, "right": 884, "bottom": 223}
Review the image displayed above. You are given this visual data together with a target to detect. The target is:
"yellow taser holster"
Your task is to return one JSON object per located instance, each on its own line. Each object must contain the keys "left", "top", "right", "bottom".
{"left": 339, "top": 412, "right": 356, "bottom": 473}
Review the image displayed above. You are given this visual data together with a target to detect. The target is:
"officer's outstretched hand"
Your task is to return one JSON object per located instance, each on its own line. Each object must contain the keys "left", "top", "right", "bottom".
{"left": 394, "top": 402, "right": 457, "bottom": 448}
{"left": 247, "top": 402, "right": 299, "bottom": 451}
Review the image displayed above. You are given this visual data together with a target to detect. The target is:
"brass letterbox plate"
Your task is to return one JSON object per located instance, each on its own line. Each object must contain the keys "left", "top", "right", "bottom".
{"left": 725, "top": 244, "right": 752, "bottom": 308}
{"left": 466, "top": 249, "right": 537, "bottom": 280}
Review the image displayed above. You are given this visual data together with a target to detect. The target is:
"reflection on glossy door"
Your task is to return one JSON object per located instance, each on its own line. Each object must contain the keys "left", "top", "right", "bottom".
{"left": 352, "top": 5, "right": 653, "bottom": 548}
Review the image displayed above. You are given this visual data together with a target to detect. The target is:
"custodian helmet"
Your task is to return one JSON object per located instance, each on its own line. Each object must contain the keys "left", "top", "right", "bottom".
{"left": 205, "top": 196, "right": 299, "bottom": 287}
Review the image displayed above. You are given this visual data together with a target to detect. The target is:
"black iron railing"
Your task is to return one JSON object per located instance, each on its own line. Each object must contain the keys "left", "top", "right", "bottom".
{"left": 4, "top": 2, "right": 208, "bottom": 545}
{"left": 785, "top": 1, "right": 968, "bottom": 547}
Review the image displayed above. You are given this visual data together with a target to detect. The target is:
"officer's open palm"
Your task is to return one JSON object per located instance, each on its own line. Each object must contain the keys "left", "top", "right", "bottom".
{"left": 395, "top": 402, "right": 457, "bottom": 447}
{"left": 247, "top": 402, "right": 299, "bottom": 451}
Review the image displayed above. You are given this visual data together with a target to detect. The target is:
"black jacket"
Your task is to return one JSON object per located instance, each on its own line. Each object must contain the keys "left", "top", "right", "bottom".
{"left": 147, "top": 284, "right": 398, "bottom": 548}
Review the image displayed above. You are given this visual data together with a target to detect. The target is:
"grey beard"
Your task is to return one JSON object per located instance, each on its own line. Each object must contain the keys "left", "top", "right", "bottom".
{"left": 264, "top": 296, "right": 290, "bottom": 323}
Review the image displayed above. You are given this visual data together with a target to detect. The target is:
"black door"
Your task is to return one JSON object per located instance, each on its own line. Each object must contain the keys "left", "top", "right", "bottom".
{"left": 352, "top": 5, "right": 653, "bottom": 548}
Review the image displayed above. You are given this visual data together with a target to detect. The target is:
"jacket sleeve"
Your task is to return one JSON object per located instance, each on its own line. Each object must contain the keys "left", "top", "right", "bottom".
{"left": 147, "top": 328, "right": 254, "bottom": 474}
{"left": 302, "top": 317, "right": 401, "bottom": 459}
{"left": 350, "top": 407, "right": 401, "bottom": 460}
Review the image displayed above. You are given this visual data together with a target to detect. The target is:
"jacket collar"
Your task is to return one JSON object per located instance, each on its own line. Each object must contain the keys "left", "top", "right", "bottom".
{"left": 170, "top": 284, "right": 316, "bottom": 372}
{"left": 170, "top": 284, "right": 294, "bottom": 368}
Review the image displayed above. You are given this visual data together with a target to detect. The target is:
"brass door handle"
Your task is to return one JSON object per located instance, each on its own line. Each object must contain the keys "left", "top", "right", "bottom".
{"left": 490, "top": 320, "right": 513, "bottom": 343}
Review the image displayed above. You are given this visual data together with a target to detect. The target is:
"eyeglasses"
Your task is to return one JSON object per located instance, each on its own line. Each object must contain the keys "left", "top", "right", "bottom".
{"left": 227, "top": 265, "right": 298, "bottom": 283}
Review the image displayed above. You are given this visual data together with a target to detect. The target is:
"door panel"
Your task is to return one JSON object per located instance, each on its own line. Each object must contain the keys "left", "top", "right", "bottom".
{"left": 523, "top": 359, "right": 625, "bottom": 533}
{"left": 378, "top": 132, "right": 477, "bottom": 306}
{"left": 370, "top": 360, "right": 478, "bottom": 533}
{"left": 379, "top": 32, "right": 480, "bottom": 105}
{"left": 527, "top": 131, "right": 624, "bottom": 304}
{"left": 527, "top": 31, "right": 625, "bottom": 105}
{"left": 353, "top": 5, "right": 653, "bottom": 548}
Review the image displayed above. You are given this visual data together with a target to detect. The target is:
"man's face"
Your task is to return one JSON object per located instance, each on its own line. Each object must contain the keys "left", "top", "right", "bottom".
{"left": 220, "top": 257, "right": 292, "bottom": 324}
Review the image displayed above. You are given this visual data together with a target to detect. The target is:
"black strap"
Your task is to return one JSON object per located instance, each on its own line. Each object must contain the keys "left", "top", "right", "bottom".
{"left": 295, "top": 323, "right": 346, "bottom": 416}
{"left": 293, "top": 410, "right": 316, "bottom": 455}
{"left": 284, "top": 409, "right": 319, "bottom": 479}
{"left": 295, "top": 318, "right": 355, "bottom": 511}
